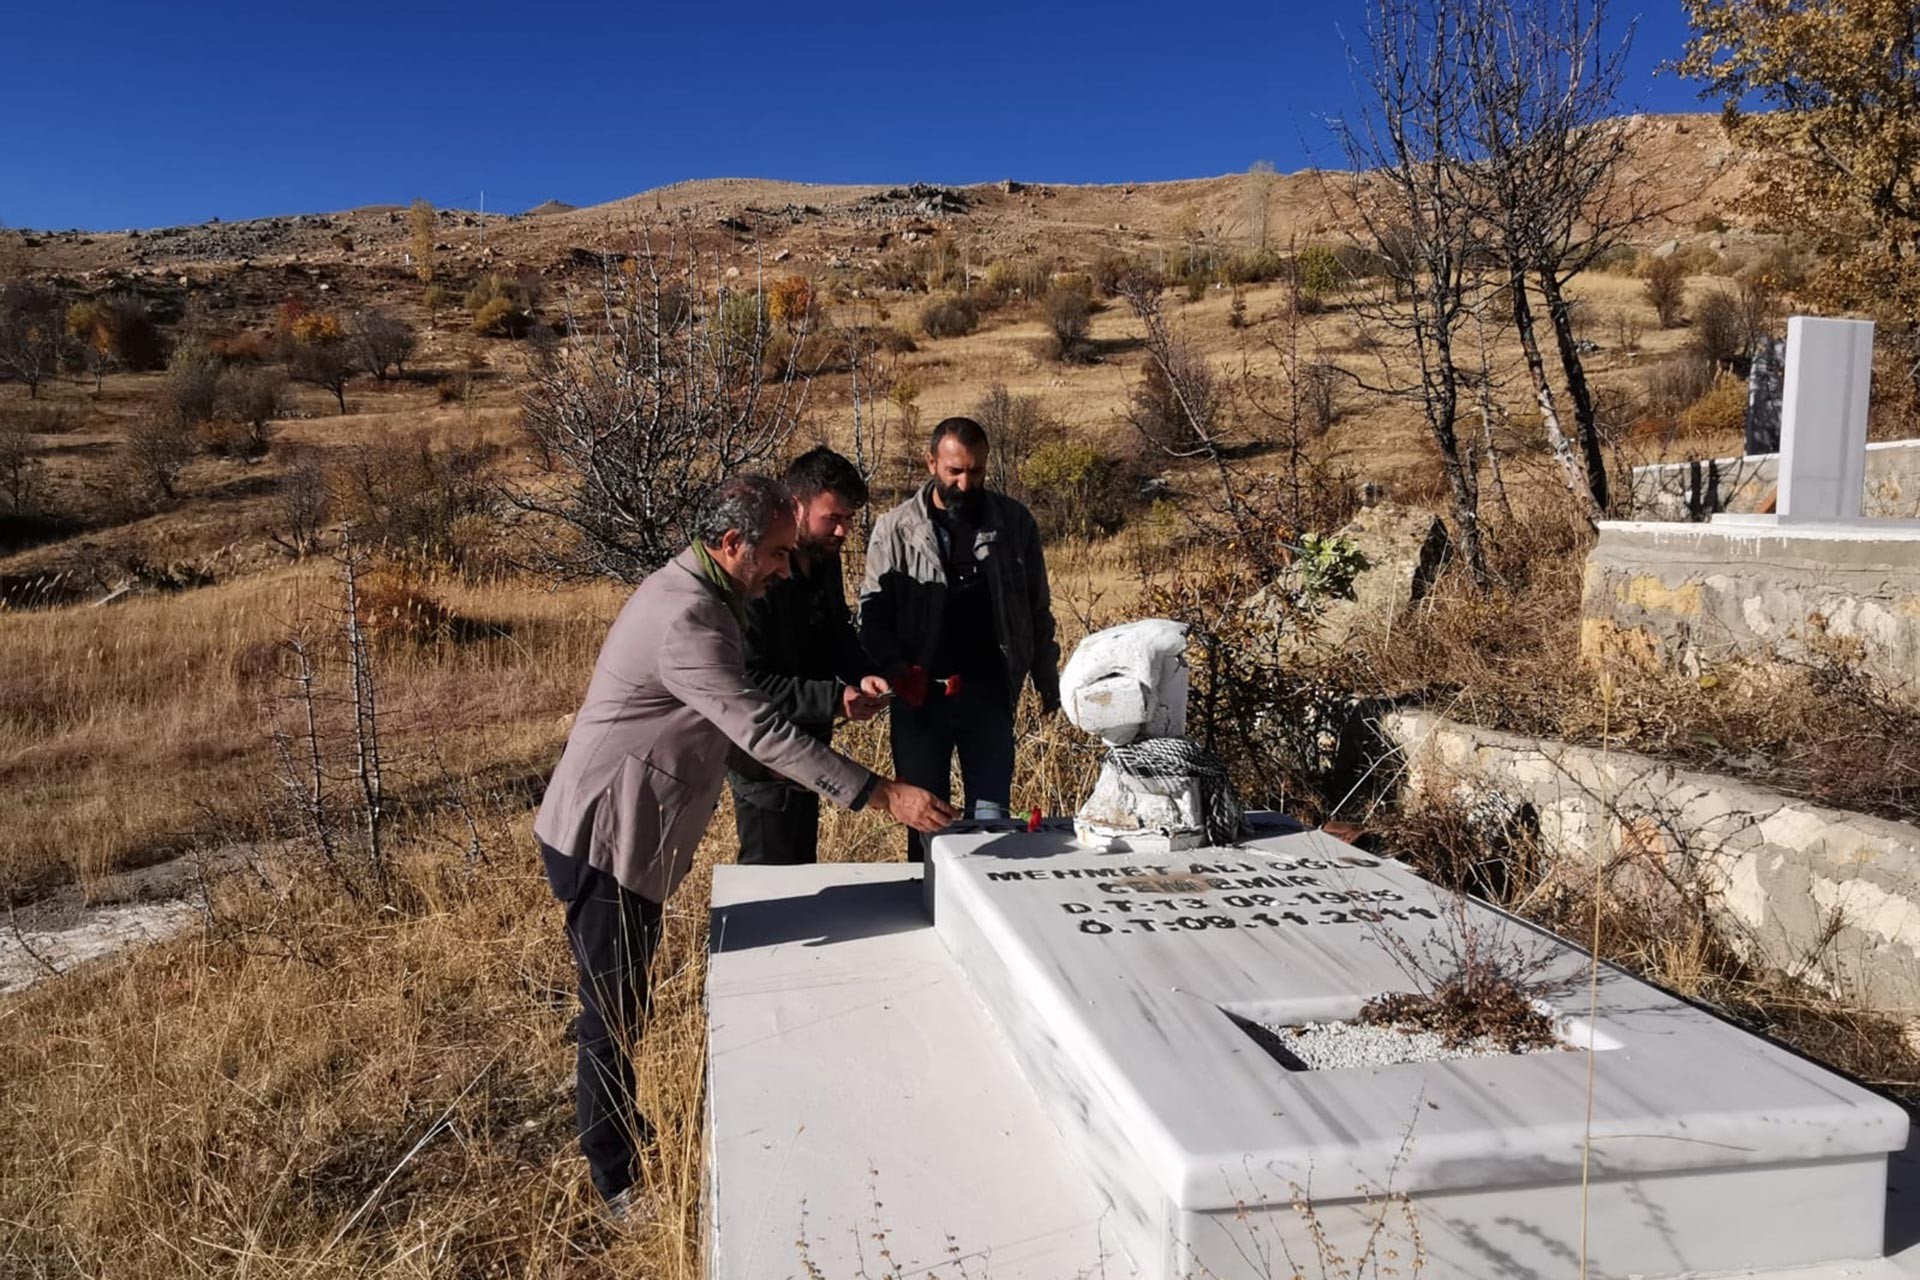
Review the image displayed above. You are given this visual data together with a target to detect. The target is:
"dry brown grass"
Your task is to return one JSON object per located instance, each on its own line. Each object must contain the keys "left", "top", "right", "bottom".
{"left": 0, "top": 561, "right": 623, "bottom": 899}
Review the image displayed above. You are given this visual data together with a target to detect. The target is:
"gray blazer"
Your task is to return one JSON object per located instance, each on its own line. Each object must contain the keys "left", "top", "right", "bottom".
{"left": 534, "top": 548, "right": 875, "bottom": 901}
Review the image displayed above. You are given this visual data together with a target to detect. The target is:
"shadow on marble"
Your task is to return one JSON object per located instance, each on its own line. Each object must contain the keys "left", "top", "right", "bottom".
{"left": 709, "top": 876, "right": 930, "bottom": 951}
{"left": 1887, "top": 1124, "right": 1920, "bottom": 1255}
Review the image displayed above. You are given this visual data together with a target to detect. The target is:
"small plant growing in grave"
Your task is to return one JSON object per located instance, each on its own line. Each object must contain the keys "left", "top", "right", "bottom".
{"left": 1293, "top": 532, "right": 1368, "bottom": 606}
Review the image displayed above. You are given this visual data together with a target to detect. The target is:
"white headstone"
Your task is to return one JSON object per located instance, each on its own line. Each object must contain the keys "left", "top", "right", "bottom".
{"left": 1778, "top": 316, "right": 1874, "bottom": 520}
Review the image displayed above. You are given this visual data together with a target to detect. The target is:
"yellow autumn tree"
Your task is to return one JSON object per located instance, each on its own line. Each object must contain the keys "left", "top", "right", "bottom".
{"left": 1679, "top": 0, "right": 1920, "bottom": 392}
{"left": 408, "top": 199, "right": 437, "bottom": 284}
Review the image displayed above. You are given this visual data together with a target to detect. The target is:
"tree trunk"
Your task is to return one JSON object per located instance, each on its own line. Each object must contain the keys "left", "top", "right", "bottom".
{"left": 1508, "top": 268, "right": 1599, "bottom": 522}
{"left": 333, "top": 384, "right": 347, "bottom": 413}
{"left": 1536, "top": 265, "right": 1610, "bottom": 512}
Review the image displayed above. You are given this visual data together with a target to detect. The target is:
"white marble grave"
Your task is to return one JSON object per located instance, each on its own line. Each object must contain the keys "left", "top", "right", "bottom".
{"left": 927, "top": 816, "right": 1910, "bottom": 1280}
{"left": 1778, "top": 315, "right": 1875, "bottom": 521}
{"left": 705, "top": 861, "right": 1137, "bottom": 1280}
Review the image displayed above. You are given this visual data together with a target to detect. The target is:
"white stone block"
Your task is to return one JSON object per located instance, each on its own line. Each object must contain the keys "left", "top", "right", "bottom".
{"left": 1779, "top": 315, "right": 1875, "bottom": 520}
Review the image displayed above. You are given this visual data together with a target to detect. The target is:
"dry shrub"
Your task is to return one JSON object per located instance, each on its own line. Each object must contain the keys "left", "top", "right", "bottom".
{"left": 1043, "top": 285, "right": 1093, "bottom": 362}
{"left": 1641, "top": 352, "right": 1717, "bottom": 420}
{"left": 355, "top": 564, "right": 461, "bottom": 644}
{"left": 1678, "top": 371, "right": 1749, "bottom": 437}
{"left": 918, "top": 293, "right": 978, "bottom": 339}
{"left": 208, "top": 329, "right": 275, "bottom": 364}
{"left": 1643, "top": 255, "right": 1686, "bottom": 327}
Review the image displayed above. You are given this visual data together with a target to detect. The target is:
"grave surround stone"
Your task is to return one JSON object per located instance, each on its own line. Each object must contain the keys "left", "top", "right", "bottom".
{"left": 927, "top": 816, "right": 1909, "bottom": 1280}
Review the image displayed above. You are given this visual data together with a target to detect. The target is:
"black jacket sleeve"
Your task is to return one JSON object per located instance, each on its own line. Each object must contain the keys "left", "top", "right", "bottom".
{"left": 741, "top": 590, "right": 842, "bottom": 728}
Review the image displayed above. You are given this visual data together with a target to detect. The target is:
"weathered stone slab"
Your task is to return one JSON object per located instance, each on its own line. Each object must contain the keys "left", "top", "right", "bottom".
{"left": 1380, "top": 707, "right": 1920, "bottom": 1017}
{"left": 928, "top": 819, "right": 1907, "bottom": 1280}
{"left": 1580, "top": 518, "right": 1920, "bottom": 696}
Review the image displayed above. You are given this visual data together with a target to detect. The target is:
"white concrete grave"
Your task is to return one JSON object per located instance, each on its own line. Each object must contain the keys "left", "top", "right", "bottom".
{"left": 926, "top": 818, "right": 1909, "bottom": 1280}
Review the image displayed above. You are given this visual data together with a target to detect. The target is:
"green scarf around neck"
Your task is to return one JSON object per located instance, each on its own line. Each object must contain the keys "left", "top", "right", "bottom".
{"left": 691, "top": 541, "right": 748, "bottom": 626}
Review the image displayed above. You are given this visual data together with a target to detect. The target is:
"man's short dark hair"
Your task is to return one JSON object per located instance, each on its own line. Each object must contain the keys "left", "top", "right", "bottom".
{"left": 784, "top": 446, "right": 869, "bottom": 508}
{"left": 697, "top": 473, "right": 793, "bottom": 547}
{"left": 928, "top": 416, "right": 990, "bottom": 457}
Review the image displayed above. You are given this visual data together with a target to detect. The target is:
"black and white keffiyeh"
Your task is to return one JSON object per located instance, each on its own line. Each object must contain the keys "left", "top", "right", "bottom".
{"left": 1105, "top": 736, "right": 1248, "bottom": 846}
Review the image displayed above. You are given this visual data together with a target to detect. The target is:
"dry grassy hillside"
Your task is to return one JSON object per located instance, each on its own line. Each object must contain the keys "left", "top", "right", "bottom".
{"left": 4, "top": 110, "right": 1917, "bottom": 1277}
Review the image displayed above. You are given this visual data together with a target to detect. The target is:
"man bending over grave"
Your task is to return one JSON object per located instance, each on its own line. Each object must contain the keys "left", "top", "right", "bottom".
{"left": 534, "top": 474, "right": 955, "bottom": 1221}
{"left": 728, "top": 447, "right": 893, "bottom": 865}
{"left": 860, "top": 416, "right": 1061, "bottom": 861}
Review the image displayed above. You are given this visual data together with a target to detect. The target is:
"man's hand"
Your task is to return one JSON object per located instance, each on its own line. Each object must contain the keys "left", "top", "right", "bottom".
{"left": 840, "top": 676, "right": 891, "bottom": 722}
{"left": 868, "top": 778, "right": 958, "bottom": 833}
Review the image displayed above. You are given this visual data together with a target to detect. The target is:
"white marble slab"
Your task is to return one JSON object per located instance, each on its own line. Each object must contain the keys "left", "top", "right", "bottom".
{"left": 928, "top": 816, "right": 1910, "bottom": 1280}
{"left": 705, "top": 862, "right": 1137, "bottom": 1280}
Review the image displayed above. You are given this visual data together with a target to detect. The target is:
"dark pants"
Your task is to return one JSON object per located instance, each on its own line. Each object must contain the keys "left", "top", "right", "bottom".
{"left": 890, "top": 684, "right": 1016, "bottom": 861}
{"left": 728, "top": 774, "right": 821, "bottom": 866}
{"left": 540, "top": 842, "right": 663, "bottom": 1204}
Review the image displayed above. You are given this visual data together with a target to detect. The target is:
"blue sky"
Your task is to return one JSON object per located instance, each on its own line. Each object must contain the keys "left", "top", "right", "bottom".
{"left": 1, "top": 1, "right": 1706, "bottom": 231}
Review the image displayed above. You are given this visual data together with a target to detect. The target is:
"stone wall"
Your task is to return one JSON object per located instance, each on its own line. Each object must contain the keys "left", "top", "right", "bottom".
{"left": 1628, "top": 439, "right": 1920, "bottom": 521}
{"left": 1380, "top": 708, "right": 1920, "bottom": 1016}
{"left": 1579, "top": 519, "right": 1920, "bottom": 696}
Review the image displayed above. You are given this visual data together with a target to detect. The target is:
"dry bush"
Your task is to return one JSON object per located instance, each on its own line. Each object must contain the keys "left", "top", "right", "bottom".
{"left": 918, "top": 293, "right": 978, "bottom": 339}
{"left": 162, "top": 336, "right": 222, "bottom": 428}
{"left": 354, "top": 562, "right": 463, "bottom": 644}
{"left": 1641, "top": 351, "right": 1717, "bottom": 420}
{"left": 467, "top": 275, "right": 538, "bottom": 338}
{"left": 334, "top": 432, "right": 498, "bottom": 569}
{"left": 1043, "top": 285, "right": 1093, "bottom": 362}
{"left": 1678, "top": 371, "right": 1749, "bottom": 436}
{"left": 1643, "top": 255, "right": 1686, "bottom": 327}
{"left": 972, "top": 382, "right": 1049, "bottom": 501}
{"left": 1019, "top": 439, "right": 1140, "bottom": 540}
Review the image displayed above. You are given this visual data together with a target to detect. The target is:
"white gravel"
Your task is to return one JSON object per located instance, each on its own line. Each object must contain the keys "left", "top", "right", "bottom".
{"left": 1254, "top": 1019, "right": 1565, "bottom": 1070}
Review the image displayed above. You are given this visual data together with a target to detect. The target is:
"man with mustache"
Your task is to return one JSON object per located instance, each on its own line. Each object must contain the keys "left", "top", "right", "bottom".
{"left": 728, "top": 447, "right": 893, "bottom": 865}
{"left": 860, "top": 416, "right": 1061, "bottom": 860}
{"left": 534, "top": 473, "right": 954, "bottom": 1221}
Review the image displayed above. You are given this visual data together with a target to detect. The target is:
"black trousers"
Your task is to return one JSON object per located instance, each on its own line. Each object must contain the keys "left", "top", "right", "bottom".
{"left": 540, "top": 842, "right": 663, "bottom": 1204}
{"left": 889, "top": 683, "right": 1016, "bottom": 862}
{"left": 729, "top": 773, "right": 822, "bottom": 866}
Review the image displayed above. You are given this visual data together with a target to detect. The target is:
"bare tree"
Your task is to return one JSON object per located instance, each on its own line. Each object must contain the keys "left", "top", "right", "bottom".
{"left": 273, "top": 456, "right": 331, "bottom": 558}
{"left": 1463, "top": 0, "right": 1644, "bottom": 513}
{"left": 0, "top": 283, "right": 65, "bottom": 399}
{"left": 516, "top": 232, "right": 813, "bottom": 581}
{"left": 124, "top": 417, "right": 195, "bottom": 500}
{"left": 1331, "top": 0, "right": 1489, "bottom": 585}
{"left": 219, "top": 365, "right": 288, "bottom": 453}
{"left": 347, "top": 308, "right": 417, "bottom": 382}
{"left": 0, "top": 416, "right": 44, "bottom": 516}
{"left": 290, "top": 335, "right": 354, "bottom": 413}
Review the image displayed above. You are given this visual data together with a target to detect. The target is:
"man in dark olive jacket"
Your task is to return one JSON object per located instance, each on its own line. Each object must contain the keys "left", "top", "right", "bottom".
{"left": 728, "top": 447, "right": 892, "bottom": 865}
{"left": 860, "top": 417, "right": 1061, "bottom": 861}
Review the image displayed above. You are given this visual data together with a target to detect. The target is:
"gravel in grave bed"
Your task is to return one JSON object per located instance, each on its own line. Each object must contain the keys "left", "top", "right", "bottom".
{"left": 1249, "top": 1019, "right": 1570, "bottom": 1071}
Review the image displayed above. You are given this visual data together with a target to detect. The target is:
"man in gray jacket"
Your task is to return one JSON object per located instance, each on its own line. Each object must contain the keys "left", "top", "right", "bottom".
{"left": 535, "top": 474, "right": 954, "bottom": 1216}
{"left": 860, "top": 417, "right": 1061, "bottom": 860}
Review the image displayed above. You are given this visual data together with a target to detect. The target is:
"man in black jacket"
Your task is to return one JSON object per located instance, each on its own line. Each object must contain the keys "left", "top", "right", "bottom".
{"left": 728, "top": 447, "right": 892, "bottom": 865}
